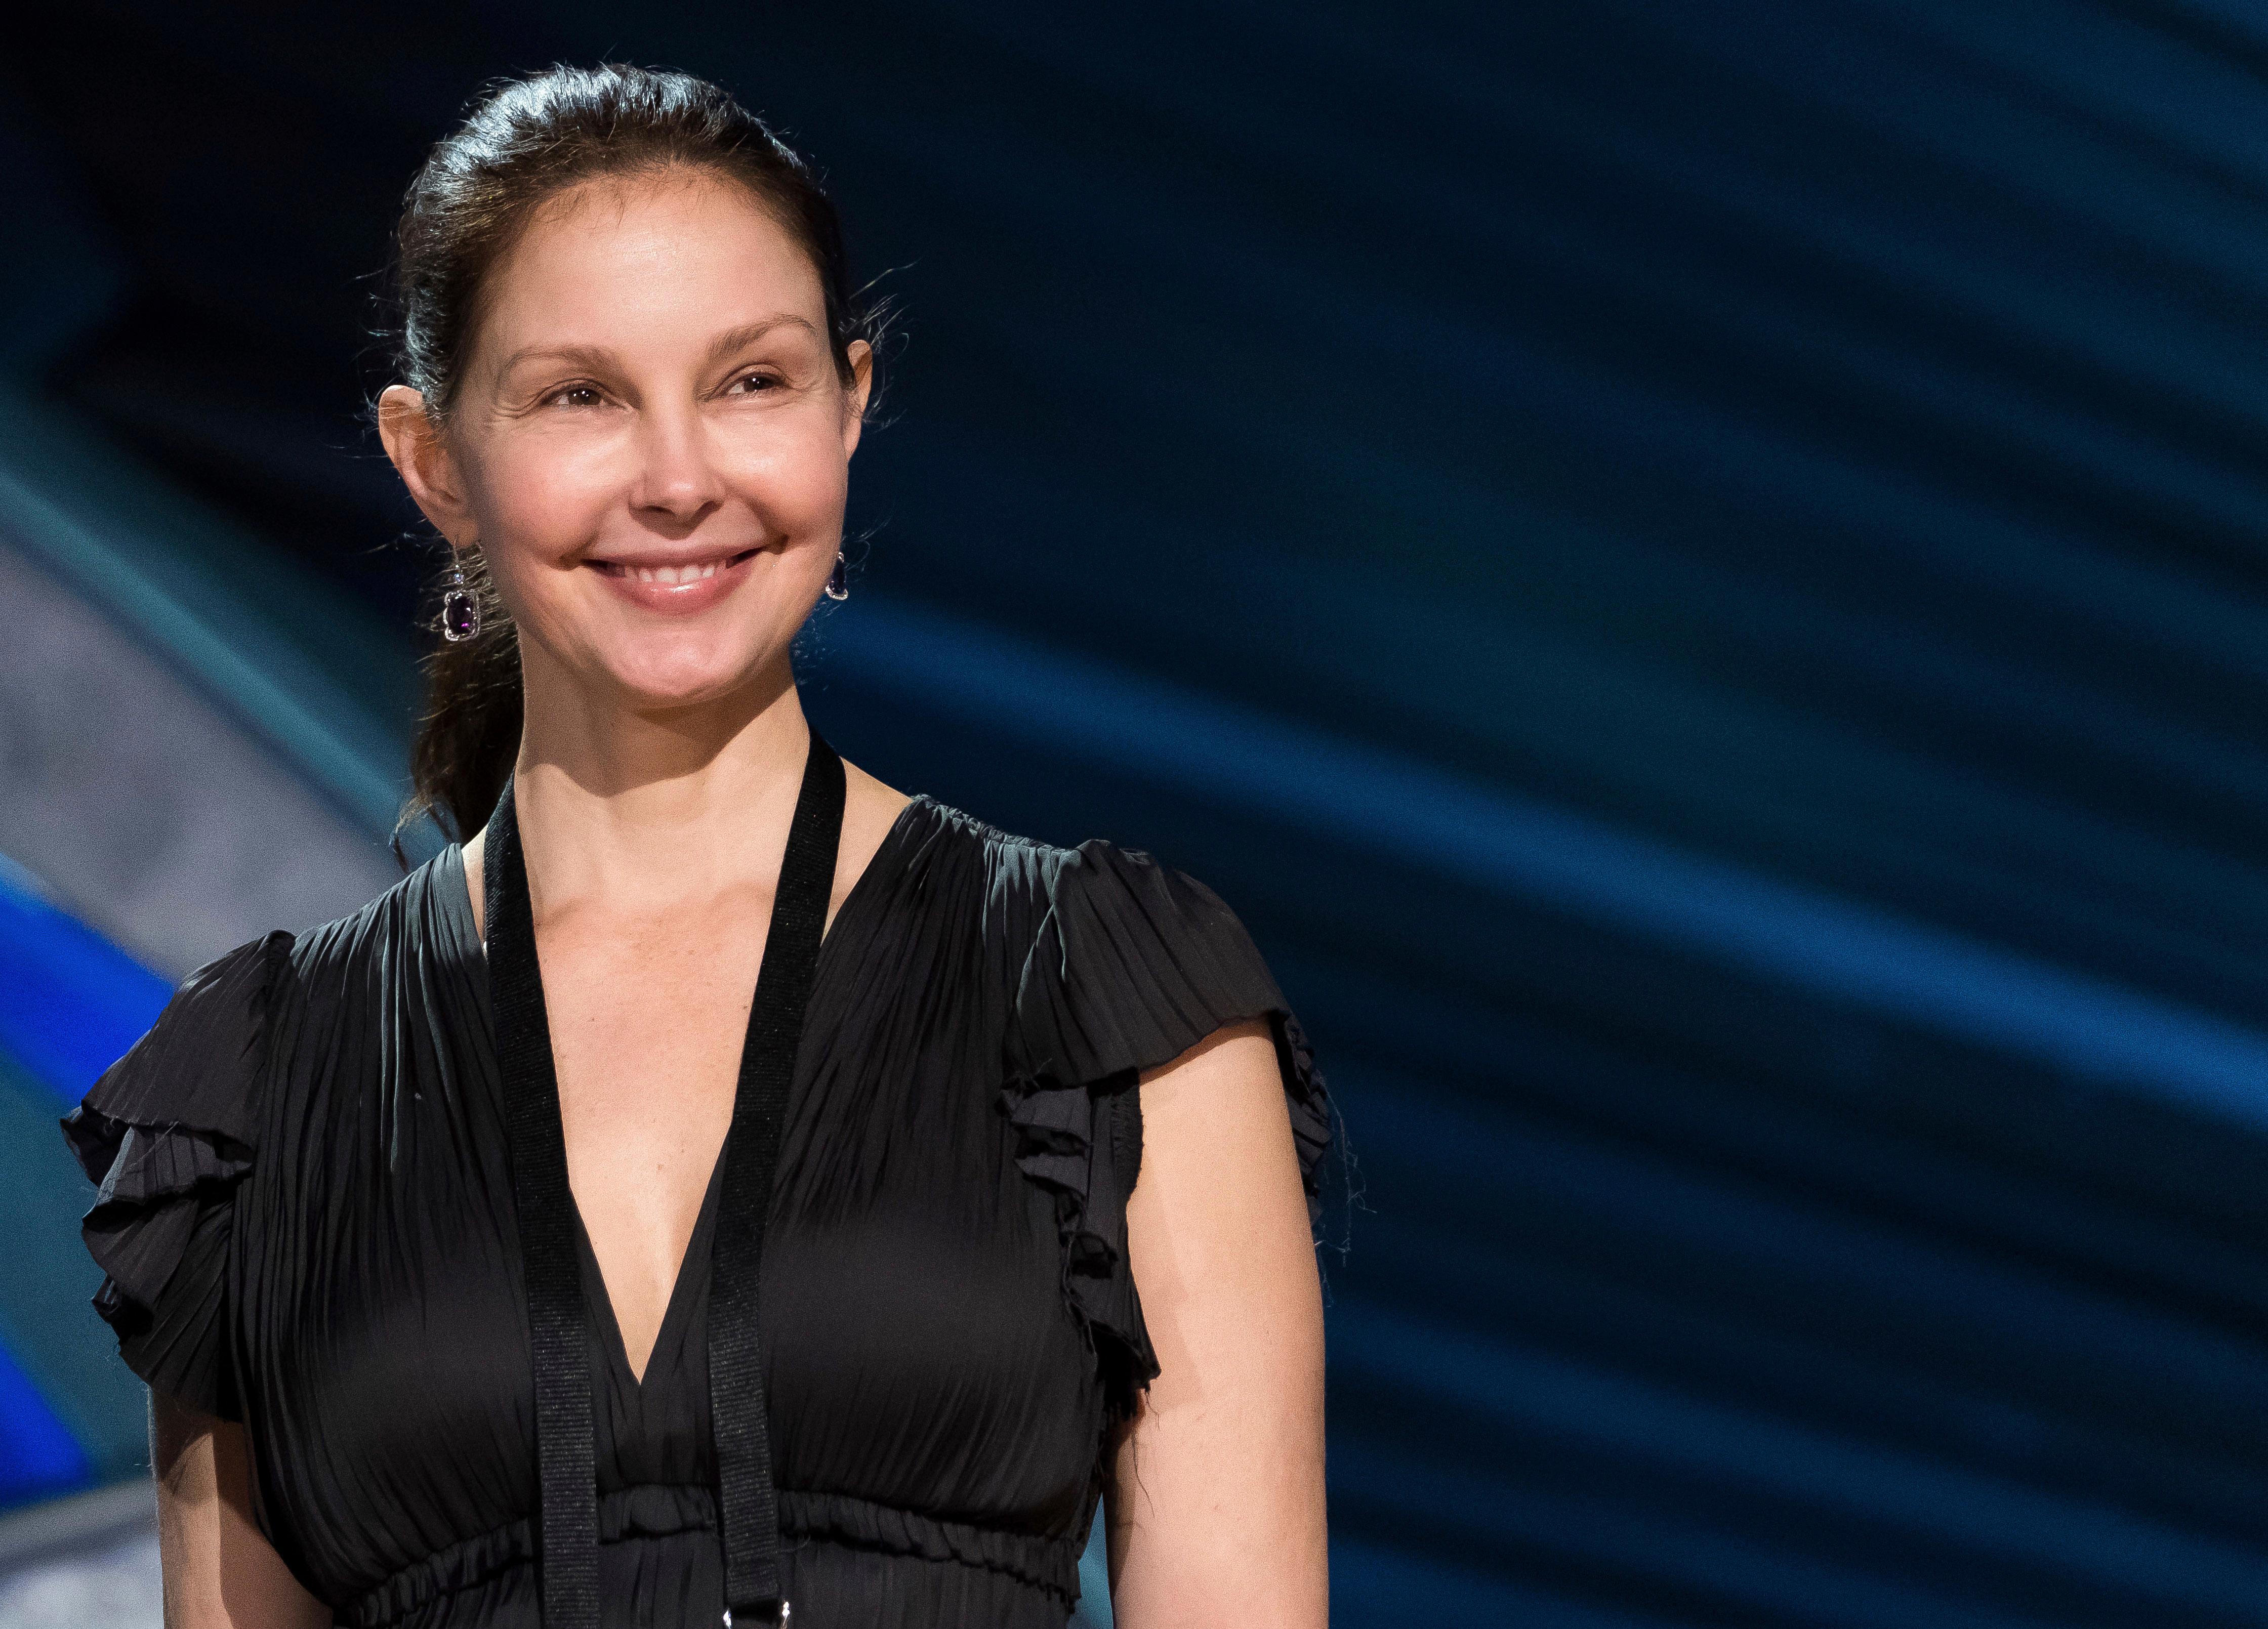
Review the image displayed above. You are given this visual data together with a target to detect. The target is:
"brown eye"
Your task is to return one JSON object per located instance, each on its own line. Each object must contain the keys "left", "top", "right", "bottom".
{"left": 548, "top": 384, "right": 603, "bottom": 408}
{"left": 728, "top": 371, "right": 781, "bottom": 395}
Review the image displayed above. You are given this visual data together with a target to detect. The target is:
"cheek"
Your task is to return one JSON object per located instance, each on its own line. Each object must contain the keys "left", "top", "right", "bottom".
{"left": 458, "top": 436, "right": 618, "bottom": 637}
{"left": 721, "top": 416, "right": 852, "bottom": 532}
{"left": 468, "top": 437, "right": 616, "bottom": 556}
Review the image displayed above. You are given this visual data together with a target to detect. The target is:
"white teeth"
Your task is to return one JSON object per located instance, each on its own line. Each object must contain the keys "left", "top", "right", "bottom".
{"left": 626, "top": 561, "right": 723, "bottom": 585}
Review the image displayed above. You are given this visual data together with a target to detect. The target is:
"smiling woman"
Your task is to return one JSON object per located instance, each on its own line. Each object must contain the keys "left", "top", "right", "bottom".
{"left": 388, "top": 169, "right": 869, "bottom": 714}
{"left": 58, "top": 64, "right": 1331, "bottom": 1629}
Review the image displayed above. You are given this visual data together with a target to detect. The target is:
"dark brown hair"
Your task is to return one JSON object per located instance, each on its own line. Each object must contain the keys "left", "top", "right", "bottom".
{"left": 385, "top": 63, "right": 880, "bottom": 851}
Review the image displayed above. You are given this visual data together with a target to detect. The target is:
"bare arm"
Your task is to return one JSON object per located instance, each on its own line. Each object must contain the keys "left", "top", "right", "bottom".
{"left": 150, "top": 1391, "right": 329, "bottom": 1628}
{"left": 1105, "top": 1019, "right": 1328, "bottom": 1626}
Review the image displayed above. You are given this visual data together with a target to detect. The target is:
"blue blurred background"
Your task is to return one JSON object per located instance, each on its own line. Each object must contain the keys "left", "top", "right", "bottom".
{"left": 3, "top": 3, "right": 2267, "bottom": 1624}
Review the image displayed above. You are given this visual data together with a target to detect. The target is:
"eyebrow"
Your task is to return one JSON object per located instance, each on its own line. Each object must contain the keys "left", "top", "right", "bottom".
{"left": 494, "top": 316, "right": 822, "bottom": 379}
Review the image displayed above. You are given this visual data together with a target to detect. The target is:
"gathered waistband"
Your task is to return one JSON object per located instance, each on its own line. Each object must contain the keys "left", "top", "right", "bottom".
{"left": 340, "top": 1484, "right": 1082, "bottom": 1625}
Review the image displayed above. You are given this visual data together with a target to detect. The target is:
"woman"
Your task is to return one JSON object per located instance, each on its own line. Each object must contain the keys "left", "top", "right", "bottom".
{"left": 62, "top": 64, "right": 1331, "bottom": 1629}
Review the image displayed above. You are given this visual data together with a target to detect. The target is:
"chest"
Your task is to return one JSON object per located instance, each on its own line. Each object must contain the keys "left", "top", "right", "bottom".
{"left": 538, "top": 898, "right": 762, "bottom": 1168}
{"left": 237, "top": 927, "right": 1100, "bottom": 1604}
{"left": 535, "top": 899, "right": 768, "bottom": 1374}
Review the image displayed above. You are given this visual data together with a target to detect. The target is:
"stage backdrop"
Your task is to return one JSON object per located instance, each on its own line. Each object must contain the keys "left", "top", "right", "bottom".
{"left": 2, "top": 4, "right": 2266, "bottom": 1624}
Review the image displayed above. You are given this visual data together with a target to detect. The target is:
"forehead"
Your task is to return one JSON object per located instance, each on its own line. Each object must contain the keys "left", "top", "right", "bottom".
{"left": 479, "top": 169, "right": 825, "bottom": 348}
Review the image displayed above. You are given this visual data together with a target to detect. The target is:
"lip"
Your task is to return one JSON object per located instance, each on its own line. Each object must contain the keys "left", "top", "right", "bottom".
{"left": 584, "top": 545, "right": 764, "bottom": 615}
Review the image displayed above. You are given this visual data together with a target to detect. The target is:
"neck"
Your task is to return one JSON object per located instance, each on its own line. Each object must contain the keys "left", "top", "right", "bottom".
{"left": 507, "top": 643, "right": 813, "bottom": 917}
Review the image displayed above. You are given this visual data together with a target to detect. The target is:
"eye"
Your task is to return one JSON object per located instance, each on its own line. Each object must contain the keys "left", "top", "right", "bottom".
{"left": 544, "top": 383, "right": 605, "bottom": 409}
{"left": 725, "top": 370, "right": 783, "bottom": 396}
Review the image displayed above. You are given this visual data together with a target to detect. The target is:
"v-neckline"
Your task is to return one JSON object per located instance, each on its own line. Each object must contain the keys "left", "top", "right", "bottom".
{"left": 571, "top": 1135, "right": 728, "bottom": 1395}
{"left": 443, "top": 791, "right": 934, "bottom": 1393}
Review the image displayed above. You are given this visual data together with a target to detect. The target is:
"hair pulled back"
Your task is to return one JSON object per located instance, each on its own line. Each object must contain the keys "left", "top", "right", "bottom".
{"left": 386, "top": 63, "right": 879, "bottom": 850}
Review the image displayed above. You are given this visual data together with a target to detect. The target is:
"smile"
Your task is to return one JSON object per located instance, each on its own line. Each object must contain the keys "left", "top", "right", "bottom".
{"left": 623, "top": 559, "right": 721, "bottom": 584}
{"left": 586, "top": 546, "right": 765, "bottom": 613}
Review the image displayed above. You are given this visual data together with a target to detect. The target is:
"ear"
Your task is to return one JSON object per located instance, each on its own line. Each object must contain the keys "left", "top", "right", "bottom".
{"left": 840, "top": 339, "right": 874, "bottom": 460}
{"left": 378, "top": 385, "right": 476, "bottom": 542}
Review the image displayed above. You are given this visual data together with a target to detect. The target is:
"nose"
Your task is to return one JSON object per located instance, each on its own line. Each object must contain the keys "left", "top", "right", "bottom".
{"left": 627, "top": 400, "right": 725, "bottom": 533}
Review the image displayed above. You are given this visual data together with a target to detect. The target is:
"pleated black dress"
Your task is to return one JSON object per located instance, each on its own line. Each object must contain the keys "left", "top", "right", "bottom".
{"left": 61, "top": 795, "right": 1331, "bottom": 1628}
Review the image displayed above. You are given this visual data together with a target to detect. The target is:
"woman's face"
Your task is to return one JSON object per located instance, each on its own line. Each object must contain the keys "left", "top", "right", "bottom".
{"left": 383, "top": 168, "right": 871, "bottom": 715}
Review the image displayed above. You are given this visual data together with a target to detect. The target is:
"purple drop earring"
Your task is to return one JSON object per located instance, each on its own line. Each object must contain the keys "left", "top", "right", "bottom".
{"left": 824, "top": 550, "right": 849, "bottom": 602}
{"left": 441, "top": 553, "right": 482, "bottom": 643}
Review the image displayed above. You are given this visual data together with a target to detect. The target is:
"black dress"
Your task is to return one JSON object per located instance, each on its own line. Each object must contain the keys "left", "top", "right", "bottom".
{"left": 61, "top": 796, "right": 1331, "bottom": 1628}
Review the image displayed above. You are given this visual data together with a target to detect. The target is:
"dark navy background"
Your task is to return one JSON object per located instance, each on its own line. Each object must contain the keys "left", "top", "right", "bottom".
{"left": 4, "top": 4, "right": 2267, "bottom": 1623}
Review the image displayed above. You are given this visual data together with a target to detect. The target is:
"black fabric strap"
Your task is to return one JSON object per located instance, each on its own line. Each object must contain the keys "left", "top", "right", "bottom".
{"left": 486, "top": 730, "right": 845, "bottom": 1627}
{"left": 485, "top": 776, "right": 601, "bottom": 1629}
{"left": 712, "top": 733, "right": 843, "bottom": 1623}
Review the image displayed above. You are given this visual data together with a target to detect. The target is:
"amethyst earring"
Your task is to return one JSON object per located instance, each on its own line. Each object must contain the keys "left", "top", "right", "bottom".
{"left": 824, "top": 550, "right": 849, "bottom": 602}
{"left": 441, "top": 553, "right": 482, "bottom": 643}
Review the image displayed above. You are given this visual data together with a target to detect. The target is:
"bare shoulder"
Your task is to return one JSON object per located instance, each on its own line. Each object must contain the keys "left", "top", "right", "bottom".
{"left": 1137, "top": 1018, "right": 1302, "bottom": 1205}
{"left": 837, "top": 757, "right": 915, "bottom": 915}
{"left": 462, "top": 826, "right": 489, "bottom": 939}
{"left": 840, "top": 756, "right": 914, "bottom": 855}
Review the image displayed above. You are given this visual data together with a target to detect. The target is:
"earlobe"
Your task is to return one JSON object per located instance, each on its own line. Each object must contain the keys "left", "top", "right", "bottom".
{"left": 378, "top": 384, "right": 472, "bottom": 538}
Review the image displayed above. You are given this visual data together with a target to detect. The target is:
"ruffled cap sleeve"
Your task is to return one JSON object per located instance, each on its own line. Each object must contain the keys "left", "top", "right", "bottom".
{"left": 59, "top": 931, "right": 291, "bottom": 1419}
{"left": 1003, "top": 840, "right": 1333, "bottom": 1416}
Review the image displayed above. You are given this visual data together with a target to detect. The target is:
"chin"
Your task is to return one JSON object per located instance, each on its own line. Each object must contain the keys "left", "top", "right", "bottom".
{"left": 598, "top": 638, "right": 781, "bottom": 714}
